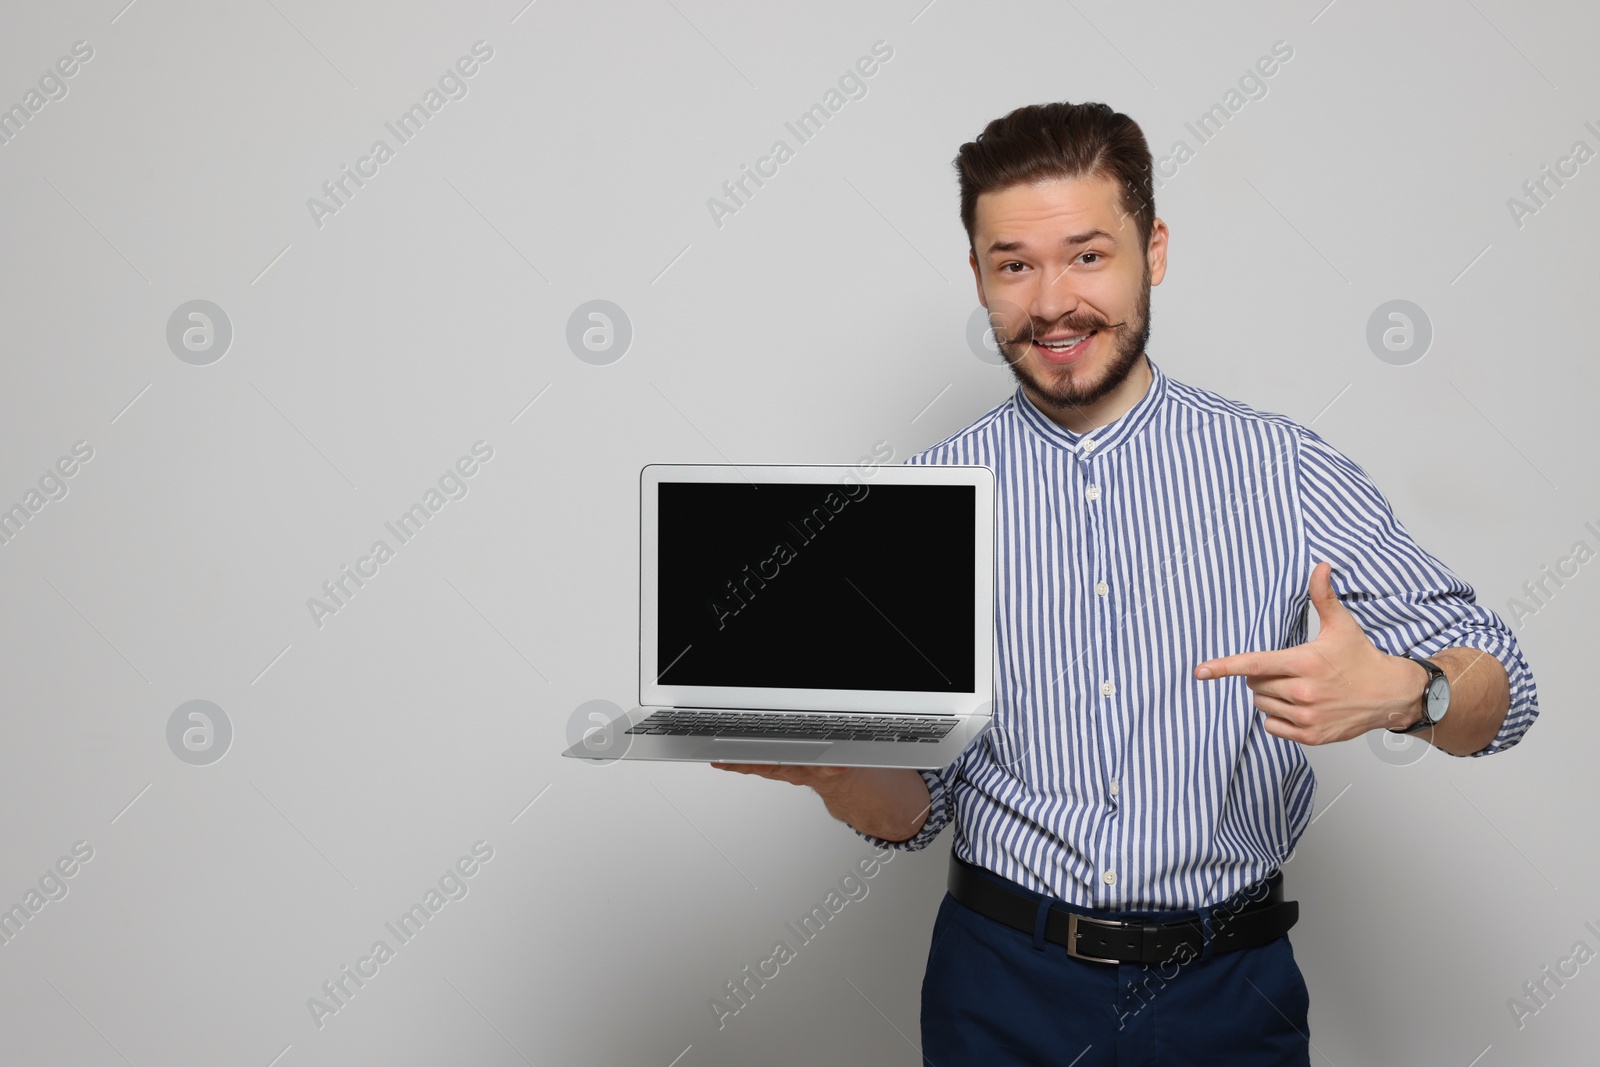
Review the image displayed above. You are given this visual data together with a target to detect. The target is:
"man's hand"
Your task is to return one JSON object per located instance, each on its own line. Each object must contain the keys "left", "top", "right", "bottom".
{"left": 1193, "top": 561, "right": 1420, "bottom": 745}
{"left": 711, "top": 763, "right": 933, "bottom": 844}
{"left": 710, "top": 762, "right": 854, "bottom": 794}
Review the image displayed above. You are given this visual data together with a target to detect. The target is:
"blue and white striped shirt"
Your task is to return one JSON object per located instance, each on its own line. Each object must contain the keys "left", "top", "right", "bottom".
{"left": 858, "top": 358, "right": 1539, "bottom": 910}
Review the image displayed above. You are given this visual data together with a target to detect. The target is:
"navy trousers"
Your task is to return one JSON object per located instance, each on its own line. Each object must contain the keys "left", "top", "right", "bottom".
{"left": 920, "top": 865, "right": 1311, "bottom": 1066}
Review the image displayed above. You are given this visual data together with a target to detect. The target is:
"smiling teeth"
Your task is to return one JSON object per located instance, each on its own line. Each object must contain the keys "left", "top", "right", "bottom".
{"left": 1039, "top": 334, "right": 1090, "bottom": 349}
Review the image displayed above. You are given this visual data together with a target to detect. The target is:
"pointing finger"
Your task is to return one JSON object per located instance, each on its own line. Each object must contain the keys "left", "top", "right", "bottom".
{"left": 1195, "top": 649, "right": 1295, "bottom": 680}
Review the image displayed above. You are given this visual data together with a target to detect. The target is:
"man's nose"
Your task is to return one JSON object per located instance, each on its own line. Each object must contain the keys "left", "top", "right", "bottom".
{"left": 1029, "top": 266, "right": 1082, "bottom": 327}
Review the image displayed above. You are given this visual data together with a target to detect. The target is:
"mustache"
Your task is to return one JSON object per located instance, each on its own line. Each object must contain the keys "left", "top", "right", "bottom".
{"left": 993, "top": 317, "right": 1128, "bottom": 344}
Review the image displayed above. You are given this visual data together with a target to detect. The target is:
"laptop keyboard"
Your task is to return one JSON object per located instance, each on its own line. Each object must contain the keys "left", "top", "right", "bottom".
{"left": 626, "top": 709, "right": 957, "bottom": 743}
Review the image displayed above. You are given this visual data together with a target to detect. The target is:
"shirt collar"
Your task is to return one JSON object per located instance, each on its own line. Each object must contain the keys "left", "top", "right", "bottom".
{"left": 1012, "top": 356, "right": 1168, "bottom": 457}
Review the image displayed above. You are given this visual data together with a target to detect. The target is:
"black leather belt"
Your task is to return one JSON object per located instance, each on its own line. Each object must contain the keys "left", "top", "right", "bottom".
{"left": 948, "top": 854, "right": 1298, "bottom": 965}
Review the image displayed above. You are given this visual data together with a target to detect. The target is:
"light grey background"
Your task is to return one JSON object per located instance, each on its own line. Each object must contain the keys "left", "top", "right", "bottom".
{"left": 0, "top": 1, "right": 1594, "bottom": 1064}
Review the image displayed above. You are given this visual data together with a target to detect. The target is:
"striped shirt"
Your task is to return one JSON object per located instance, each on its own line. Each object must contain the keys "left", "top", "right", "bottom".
{"left": 857, "top": 358, "right": 1539, "bottom": 910}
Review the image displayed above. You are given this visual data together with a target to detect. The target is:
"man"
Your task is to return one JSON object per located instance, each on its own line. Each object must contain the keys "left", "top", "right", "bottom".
{"left": 714, "top": 101, "right": 1538, "bottom": 1064}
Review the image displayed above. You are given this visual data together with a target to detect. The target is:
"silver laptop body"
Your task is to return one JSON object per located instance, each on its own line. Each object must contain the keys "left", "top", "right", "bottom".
{"left": 561, "top": 462, "right": 995, "bottom": 769}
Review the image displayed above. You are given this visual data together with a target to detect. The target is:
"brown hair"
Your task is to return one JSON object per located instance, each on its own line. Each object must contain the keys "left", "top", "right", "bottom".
{"left": 954, "top": 101, "right": 1155, "bottom": 257}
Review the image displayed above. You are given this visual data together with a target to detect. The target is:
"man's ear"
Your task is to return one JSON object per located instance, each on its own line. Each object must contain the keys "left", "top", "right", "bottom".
{"left": 1146, "top": 217, "right": 1169, "bottom": 287}
{"left": 969, "top": 251, "right": 985, "bottom": 307}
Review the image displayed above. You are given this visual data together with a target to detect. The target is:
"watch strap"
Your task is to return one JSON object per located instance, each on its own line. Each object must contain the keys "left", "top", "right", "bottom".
{"left": 1390, "top": 656, "right": 1444, "bottom": 734}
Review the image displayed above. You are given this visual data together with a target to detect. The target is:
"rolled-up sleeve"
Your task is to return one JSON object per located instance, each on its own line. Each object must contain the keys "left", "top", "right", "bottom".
{"left": 851, "top": 749, "right": 969, "bottom": 851}
{"left": 1295, "top": 428, "right": 1539, "bottom": 756}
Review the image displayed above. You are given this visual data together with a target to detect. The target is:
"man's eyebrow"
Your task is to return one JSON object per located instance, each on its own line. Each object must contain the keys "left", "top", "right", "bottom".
{"left": 984, "top": 229, "right": 1118, "bottom": 255}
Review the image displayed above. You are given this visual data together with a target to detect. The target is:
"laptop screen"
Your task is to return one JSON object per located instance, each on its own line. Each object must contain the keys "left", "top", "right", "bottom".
{"left": 655, "top": 480, "right": 976, "bottom": 693}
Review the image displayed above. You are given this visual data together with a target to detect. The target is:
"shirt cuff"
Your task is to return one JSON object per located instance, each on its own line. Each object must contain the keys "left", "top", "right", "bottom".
{"left": 1414, "top": 626, "right": 1539, "bottom": 757}
{"left": 851, "top": 767, "right": 955, "bottom": 852}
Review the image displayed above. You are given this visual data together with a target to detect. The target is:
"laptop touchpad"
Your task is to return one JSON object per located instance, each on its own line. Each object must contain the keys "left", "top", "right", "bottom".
{"left": 694, "top": 739, "right": 835, "bottom": 763}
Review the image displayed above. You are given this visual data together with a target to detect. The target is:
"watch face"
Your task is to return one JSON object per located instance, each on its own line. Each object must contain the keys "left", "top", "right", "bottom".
{"left": 1425, "top": 676, "right": 1450, "bottom": 720}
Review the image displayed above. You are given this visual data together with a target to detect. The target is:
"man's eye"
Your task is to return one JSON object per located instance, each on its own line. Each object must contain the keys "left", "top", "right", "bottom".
{"left": 1001, "top": 262, "right": 1026, "bottom": 273}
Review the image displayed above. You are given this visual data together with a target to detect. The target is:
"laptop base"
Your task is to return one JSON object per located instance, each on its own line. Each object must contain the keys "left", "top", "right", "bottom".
{"left": 561, "top": 705, "right": 991, "bottom": 770}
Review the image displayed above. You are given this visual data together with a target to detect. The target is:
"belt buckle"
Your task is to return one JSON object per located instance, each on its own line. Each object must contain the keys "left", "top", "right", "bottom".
{"left": 1065, "top": 912, "right": 1129, "bottom": 964}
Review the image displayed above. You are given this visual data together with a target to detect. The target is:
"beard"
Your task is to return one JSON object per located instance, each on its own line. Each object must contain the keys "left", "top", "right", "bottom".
{"left": 997, "top": 266, "right": 1152, "bottom": 412}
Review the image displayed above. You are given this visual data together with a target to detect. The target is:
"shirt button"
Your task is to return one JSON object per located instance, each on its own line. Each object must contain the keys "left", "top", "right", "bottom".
{"left": 1100, "top": 680, "right": 1115, "bottom": 697}
{"left": 1082, "top": 437, "right": 1097, "bottom": 452}
{"left": 1103, "top": 869, "right": 1117, "bottom": 885}
{"left": 1085, "top": 485, "right": 1101, "bottom": 502}
{"left": 1095, "top": 580, "right": 1109, "bottom": 597}
{"left": 1109, "top": 779, "right": 1120, "bottom": 796}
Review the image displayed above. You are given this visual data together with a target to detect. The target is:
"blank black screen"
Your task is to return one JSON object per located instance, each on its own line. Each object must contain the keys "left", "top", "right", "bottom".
{"left": 655, "top": 480, "right": 975, "bottom": 692}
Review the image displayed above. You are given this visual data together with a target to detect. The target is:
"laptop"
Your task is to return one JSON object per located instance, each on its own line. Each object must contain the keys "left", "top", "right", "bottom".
{"left": 561, "top": 462, "right": 995, "bottom": 768}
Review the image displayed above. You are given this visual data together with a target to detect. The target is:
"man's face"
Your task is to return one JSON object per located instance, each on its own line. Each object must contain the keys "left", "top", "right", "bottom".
{"left": 969, "top": 174, "right": 1167, "bottom": 413}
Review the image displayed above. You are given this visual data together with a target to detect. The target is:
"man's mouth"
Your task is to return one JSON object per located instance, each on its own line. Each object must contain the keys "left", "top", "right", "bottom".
{"left": 1032, "top": 330, "right": 1096, "bottom": 363}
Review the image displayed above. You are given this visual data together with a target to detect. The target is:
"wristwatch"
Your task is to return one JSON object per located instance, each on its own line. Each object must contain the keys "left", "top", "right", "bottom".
{"left": 1390, "top": 656, "right": 1449, "bottom": 734}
